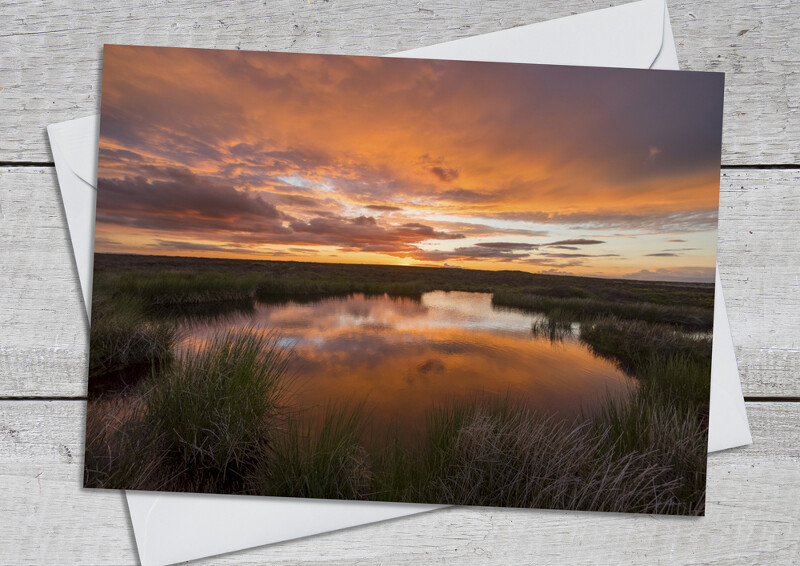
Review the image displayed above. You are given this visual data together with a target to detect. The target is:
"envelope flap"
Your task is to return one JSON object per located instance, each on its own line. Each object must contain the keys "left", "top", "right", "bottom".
{"left": 49, "top": 115, "right": 100, "bottom": 186}
{"left": 47, "top": 116, "right": 99, "bottom": 318}
{"left": 128, "top": 491, "right": 442, "bottom": 566}
{"left": 395, "top": 0, "right": 666, "bottom": 69}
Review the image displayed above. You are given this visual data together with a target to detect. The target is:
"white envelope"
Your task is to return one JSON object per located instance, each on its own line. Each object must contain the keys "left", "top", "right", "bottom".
{"left": 48, "top": 1, "right": 751, "bottom": 564}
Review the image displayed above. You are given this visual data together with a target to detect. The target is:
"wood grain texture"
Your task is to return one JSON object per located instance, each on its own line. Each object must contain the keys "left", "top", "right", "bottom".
{"left": 0, "top": 400, "right": 797, "bottom": 565}
{"left": 2, "top": 166, "right": 798, "bottom": 397}
{"left": 717, "top": 169, "right": 800, "bottom": 396}
{"left": 0, "top": 0, "right": 798, "bottom": 164}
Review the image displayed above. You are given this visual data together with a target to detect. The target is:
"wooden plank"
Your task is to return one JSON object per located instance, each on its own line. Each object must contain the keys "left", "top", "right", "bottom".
{"left": 0, "top": 400, "right": 797, "bottom": 564}
{"left": 0, "top": 167, "right": 89, "bottom": 397}
{"left": 0, "top": 401, "right": 135, "bottom": 563}
{"left": 2, "top": 166, "right": 798, "bottom": 397}
{"left": 718, "top": 169, "right": 800, "bottom": 396}
{"left": 0, "top": 0, "right": 798, "bottom": 164}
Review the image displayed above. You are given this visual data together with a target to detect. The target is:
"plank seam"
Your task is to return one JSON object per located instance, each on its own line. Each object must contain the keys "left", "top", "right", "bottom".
{"left": 721, "top": 164, "right": 800, "bottom": 170}
{"left": 0, "top": 161, "right": 55, "bottom": 167}
{"left": 0, "top": 396, "right": 87, "bottom": 401}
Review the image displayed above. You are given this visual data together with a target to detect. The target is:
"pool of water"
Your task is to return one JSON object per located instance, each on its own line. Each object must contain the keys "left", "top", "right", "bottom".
{"left": 177, "top": 291, "right": 634, "bottom": 436}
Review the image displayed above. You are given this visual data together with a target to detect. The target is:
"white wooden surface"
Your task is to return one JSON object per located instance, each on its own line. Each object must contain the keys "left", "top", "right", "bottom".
{"left": 1, "top": 1, "right": 798, "bottom": 564}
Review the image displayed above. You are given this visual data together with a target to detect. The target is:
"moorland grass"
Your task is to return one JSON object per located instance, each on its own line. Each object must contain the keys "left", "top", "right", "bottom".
{"left": 261, "top": 402, "right": 372, "bottom": 500}
{"left": 94, "top": 269, "right": 429, "bottom": 309}
{"left": 373, "top": 398, "right": 699, "bottom": 514}
{"left": 85, "top": 255, "right": 711, "bottom": 512}
{"left": 88, "top": 294, "right": 177, "bottom": 385}
{"left": 85, "top": 331, "right": 293, "bottom": 493}
{"left": 579, "top": 316, "right": 711, "bottom": 376}
{"left": 85, "top": 331, "right": 708, "bottom": 513}
{"left": 254, "top": 278, "right": 427, "bottom": 301}
{"left": 94, "top": 271, "right": 263, "bottom": 306}
{"left": 94, "top": 253, "right": 715, "bottom": 311}
{"left": 492, "top": 292, "right": 713, "bottom": 330}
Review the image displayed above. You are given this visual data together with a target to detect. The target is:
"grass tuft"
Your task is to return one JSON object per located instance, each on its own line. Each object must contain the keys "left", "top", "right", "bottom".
{"left": 262, "top": 402, "right": 372, "bottom": 500}
{"left": 373, "top": 397, "right": 703, "bottom": 514}
{"left": 530, "top": 317, "right": 574, "bottom": 342}
{"left": 85, "top": 330, "right": 293, "bottom": 494}
{"left": 88, "top": 295, "right": 177, "bottom": 390}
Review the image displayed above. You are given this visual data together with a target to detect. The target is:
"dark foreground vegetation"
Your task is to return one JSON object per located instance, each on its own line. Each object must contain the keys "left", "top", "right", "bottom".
{"left": 85, "top": 253, "right": 712, "bottom": 514}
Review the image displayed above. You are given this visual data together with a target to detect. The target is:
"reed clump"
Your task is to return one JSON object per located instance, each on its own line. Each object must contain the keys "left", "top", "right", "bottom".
{"left": 88, "top": 294, "right": 177, "bottom": 385}
{"left": 85, "top": 331, "right": 293, "bottom": 493}
{"left": 370, "top": 393, "right": 705, "bottom": 514}
{"left": 492, "top": 291, "right": 712, "bottom": 330}
{"left": 261, "top": 402, "right": 372, "bottom": 500}
{"left": 579, "top": 316, "right": 711, "bottom": 374}
{"left": 530, "top": 317, "right": 574, "bottom": 342}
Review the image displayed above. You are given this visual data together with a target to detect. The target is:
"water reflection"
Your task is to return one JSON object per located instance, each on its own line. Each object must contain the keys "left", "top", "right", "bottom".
{"left": 178, "top": 291, "right": 634, "bottom": 436}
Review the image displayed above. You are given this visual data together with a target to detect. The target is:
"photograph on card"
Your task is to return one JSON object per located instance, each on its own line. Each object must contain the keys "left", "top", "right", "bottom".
{"left": 85, "top": 45, "right": 723, "bottom": 515}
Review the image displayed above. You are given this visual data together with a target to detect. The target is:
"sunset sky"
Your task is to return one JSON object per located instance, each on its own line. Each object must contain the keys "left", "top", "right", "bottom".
{"left": 96, "top": 45, "right": 724, "bottom": 282}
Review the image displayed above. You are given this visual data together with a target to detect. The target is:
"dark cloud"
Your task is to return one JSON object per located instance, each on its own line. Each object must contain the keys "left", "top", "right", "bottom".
{"left": 352, "top": 215, "right": 378, "bottom": 226}
{"left": 475, "top": 242, "right": 540, "bottom": 251}
{"left": 287, "top": 215, "right": 465, "bottom": 253}
{"left": 541, "top": 252, "right": 620, "bottom": 258}
{"left": 414, "top": 245, "right": 532, "bottom": 262}
{"left": 269, "top": 193, "right": 328, "bottom": 208}
{"left": 437, "top": 188, "right": 496, "bottom": 204}
{"left": 645, "top": 252, "right": 678, "bottom": 257}
{"left": 343, "top": 242, "right": 419, "bottom": 253}
{"left": 542, "top": 253, "right": 592, "bottom": 258}
{"left": 429, "top": 166, "right": 460, "bottom": 182}
{"left": 94, "top": 237, "right": 123, "bottom": 248}
{"left": 668, "top": 239, "right": 686, "bottom": 242}
{"left": 545, "top": 239, "right": 605, "bottom": 246}
{"left": 549, "top": 245, "right": 578, "bottom": 250}
{"left": 98, "top": 147, "right": 146, "bottom": 163}
{"left": 429, "top": 221, "right": 549, "bottom": 238}
{"left": 399, "top": 222, "right": 465, "bottom": 240}
{"left": 413, "top": 245, "right": 619, "bottom": 265}
{"left": 365, "top": 204, "right": 403, "bottom": 212}
{"left": 95, "top": 167, "right": 290, "bottom": 235}
{"left": 227, "top": 144, "right": 331, "bottom": 173}
{"left": 150, "top": 239, "right": 260, "bottom": 255}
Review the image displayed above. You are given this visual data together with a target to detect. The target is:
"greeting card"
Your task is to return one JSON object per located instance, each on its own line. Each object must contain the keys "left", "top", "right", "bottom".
{"left": 86, "top": 45, "right": 723, "bottom": 515}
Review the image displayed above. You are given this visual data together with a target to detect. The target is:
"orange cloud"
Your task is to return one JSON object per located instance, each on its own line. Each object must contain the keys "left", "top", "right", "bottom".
{"left": 95, "top": 46, "right": 724, "bottom": 281}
